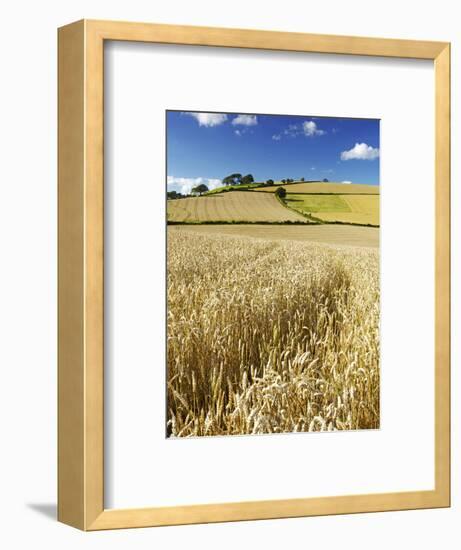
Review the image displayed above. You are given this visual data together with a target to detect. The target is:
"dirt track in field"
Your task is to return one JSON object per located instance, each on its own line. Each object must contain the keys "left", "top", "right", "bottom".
{"left": 168, "top": 223, "right": 379, "bottom": 248}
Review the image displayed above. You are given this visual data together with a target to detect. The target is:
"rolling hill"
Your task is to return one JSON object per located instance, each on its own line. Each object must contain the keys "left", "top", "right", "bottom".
{"left": 256, "top": 182, "right": 380, "bottom": 195}
{"left": 167, "top": 191, "right": 307, "bottom": 223}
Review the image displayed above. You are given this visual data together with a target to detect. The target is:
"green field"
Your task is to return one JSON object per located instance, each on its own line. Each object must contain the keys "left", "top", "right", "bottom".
{"left": 284, "top": 193, "right": 379, "bottom": 226}
{"left": 205, "top": 182, "right": 265, "bottom": 194}
{"left": 285, "top": 194, "right": 350, "bottom": 213}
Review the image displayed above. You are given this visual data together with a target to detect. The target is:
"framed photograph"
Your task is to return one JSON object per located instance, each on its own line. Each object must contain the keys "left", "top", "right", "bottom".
{"left": 58, "top": 20, "right": 450, "bottom": 530}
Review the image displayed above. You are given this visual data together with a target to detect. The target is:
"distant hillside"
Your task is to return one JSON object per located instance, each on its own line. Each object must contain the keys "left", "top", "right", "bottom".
{"left": 256, "top": 182, "right": 380, "bottom": 195}
{"left": 206, "top": 179, "right": 330, "bottom": 195}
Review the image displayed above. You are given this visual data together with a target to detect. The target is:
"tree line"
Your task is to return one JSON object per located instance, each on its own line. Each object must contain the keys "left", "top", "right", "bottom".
{"left": 167, "top": 174, "right": 330, "bottom": 199}
{"left": 222, "top": 173, "right": 255, "bottom": 186}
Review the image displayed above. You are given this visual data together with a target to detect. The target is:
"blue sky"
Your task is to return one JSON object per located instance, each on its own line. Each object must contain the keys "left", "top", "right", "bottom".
{"left": 167, "top": 111, "right": 379, "bottom": 194}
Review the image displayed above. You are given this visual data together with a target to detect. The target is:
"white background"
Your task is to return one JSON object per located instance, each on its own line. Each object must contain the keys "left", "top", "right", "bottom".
{"left": 105, "top": 43, "right": 434, "bottom": 508}
{"left": 0, "top": 1, "right": 458, "bottom": 548}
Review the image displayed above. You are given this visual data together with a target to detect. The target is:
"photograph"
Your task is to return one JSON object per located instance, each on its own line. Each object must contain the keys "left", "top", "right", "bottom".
{"left": 166, "top": 110, "right": 380, "bottom": 438}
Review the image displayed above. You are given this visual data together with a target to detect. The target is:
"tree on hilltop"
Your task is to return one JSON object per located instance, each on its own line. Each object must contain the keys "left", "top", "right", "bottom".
{"left": 240, "top": 174, "right": 255, "bottom": 186}
{"left": 167, "top": 191, "right": 183, "bottom": 200}
{"left": 222, "top": 173, "right": 242, "bottom": 186}
{"left": 191, "top": 183, "right": 209, "bottom": 196}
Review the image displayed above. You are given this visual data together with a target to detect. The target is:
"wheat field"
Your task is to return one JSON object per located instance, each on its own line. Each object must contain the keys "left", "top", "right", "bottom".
{"left": 167, "top": 229, "right": 380, "bottom": 437}
{"left": 167, "top": 191, "right": 306, "bottom": 223}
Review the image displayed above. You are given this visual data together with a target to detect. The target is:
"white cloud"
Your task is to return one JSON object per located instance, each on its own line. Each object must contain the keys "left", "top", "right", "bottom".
{"left": 284, "top": 124, "right": 299, "bottom": 137}
{"left": 303, "top": 120, "right": 325, "bottom": 136}
{"left": 341, "top": 142, "right": 379, "bottom": 160}
{"left": 272, "top": 134, "right": 281, "bottom": 141}
{"left": 234, "top": 127, "right": 255, "bottom": 137}
{"left": 167, "top": 176, "right": 222, "bottom": 194}
{"left": 341, "top": 180, "right": 352, "bottom": 184}
{"left": 275, "top": 120, "right": 325, "bottom": 140}
{"left": 185, "top": 112, "right": 228, "bottom": 127}
{"left": 232, "top": 114, "right": 258, "bottom": 126}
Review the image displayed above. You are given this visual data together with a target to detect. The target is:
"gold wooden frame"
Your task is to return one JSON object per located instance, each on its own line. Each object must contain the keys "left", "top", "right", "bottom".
{"left": 58, "top": 19, "right": 451, "bottom": 530}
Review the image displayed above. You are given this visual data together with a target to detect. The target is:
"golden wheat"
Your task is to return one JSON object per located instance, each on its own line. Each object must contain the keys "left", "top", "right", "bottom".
{"left": 167, "top": 229, "right": 380, "bottom": 437}
{"left": 167, "top": 191, "right": 306, "bottom": 223}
